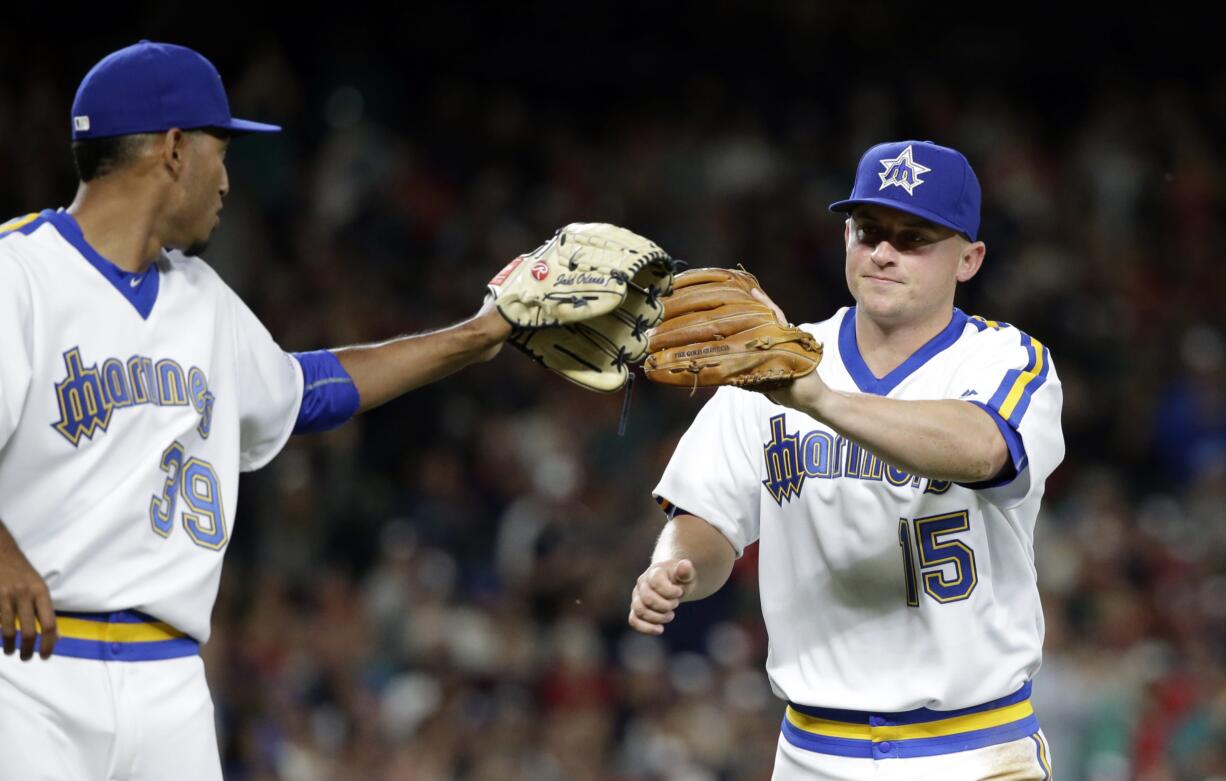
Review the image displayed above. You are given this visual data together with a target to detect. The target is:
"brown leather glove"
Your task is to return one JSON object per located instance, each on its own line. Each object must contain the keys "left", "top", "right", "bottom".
{"left": 644, "top": 268, "right": 822, "bottom": 389}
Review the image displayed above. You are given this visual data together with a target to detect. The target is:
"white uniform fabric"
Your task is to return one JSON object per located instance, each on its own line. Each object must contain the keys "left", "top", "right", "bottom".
{"left": 655, "top": 305, "right": 1064, "bottom": 713}
{"left": 0, "top": 209, "right": 302, "bottom": 643}
{"left": 0, "top": 654, "right": 220, "bottom": 781}
{"left": 773, "top": 729, "right": 1054, "bottom": 781}
{"left": 0, "top": 209, "right": 303, "bottom": 781}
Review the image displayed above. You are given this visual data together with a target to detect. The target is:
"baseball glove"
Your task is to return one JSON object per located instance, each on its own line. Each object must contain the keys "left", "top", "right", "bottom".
{"left": 491, "top": 223, "right": 676, "bottom": 392}
{"left": 643, "top": 267, "right": 823, "bottom": 389}
{"left": 488, "top": 223, "right": 673, "bottom": 328}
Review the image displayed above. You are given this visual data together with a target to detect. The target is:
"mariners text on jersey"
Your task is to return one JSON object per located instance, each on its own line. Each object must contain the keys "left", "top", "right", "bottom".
{"left": 762, "top": 413, "right": 952, "bottom": 504}
{"left": 52, "top": 347, "right": 216, "bottom": 446}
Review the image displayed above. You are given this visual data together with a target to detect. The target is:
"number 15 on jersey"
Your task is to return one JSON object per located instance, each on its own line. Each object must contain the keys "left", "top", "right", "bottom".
{"left": 899, "top": 510, "right": 978, "bottom": 606}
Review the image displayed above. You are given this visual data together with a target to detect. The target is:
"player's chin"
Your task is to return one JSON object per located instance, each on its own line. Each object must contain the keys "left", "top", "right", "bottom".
{"left": 855, "top": 288, "right": 907, "bottom": 318}
{"left": 182, "top": 238, "right": 211, "bottom": 258}
{"left": 183, "top": 225, "right": 219, "bottom": 258}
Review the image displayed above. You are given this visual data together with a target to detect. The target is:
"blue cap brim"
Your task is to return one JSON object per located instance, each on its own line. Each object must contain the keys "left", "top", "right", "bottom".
{"left": 216, "top": 117, "right": 282, "bottom": 135}
{"left": 828, "top": 197, "right": 975, "bottom": 241}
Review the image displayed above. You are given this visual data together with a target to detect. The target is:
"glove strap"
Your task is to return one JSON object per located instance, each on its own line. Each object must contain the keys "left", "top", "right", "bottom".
{"left": 617, "top": 372, "right": 635, "bottom": 437}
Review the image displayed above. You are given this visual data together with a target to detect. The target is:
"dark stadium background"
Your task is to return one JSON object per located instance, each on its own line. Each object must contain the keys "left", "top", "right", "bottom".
{"left": 3, "top": 5, "right": 1224, "bottom": 780}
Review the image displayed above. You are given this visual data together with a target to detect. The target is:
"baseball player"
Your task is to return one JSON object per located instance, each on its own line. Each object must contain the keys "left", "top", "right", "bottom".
{"left": 629, "top": 141, "right": 1064, "bottom": 779}
{"left": 0, "top": 40, "right": 627, "bottom": 781}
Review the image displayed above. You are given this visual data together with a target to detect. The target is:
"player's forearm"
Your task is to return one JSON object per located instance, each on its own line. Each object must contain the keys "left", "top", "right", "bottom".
{"left": 335, "top": 306, "right": 512, "bottom": 413}
{"left": 806, "top": 391, "right": 1007, "bottom": 483}
{"left": 653, "top": 514, "right": 737, "bottom": 602}
{"left": 0, "top": 519, "right": 20, "bottom": 557}
{"left": 0, "top": 519, "right": 29, "bottom": 565}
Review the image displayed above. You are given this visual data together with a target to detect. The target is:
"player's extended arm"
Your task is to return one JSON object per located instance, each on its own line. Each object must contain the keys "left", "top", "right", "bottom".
{"left": 628, "top": 513, "right": 737, "bottom": 636}
{"left": 768, "top": 377, "right": 1008, "bottom": 484}
{"left": 746, "top": 288, "right": 1008, "bottom": 484}
{"left": 333, "top": 299, "right": 512, "bottom": 414}
{"left": 0, "top": 519, "right": 57, "bottom": 660}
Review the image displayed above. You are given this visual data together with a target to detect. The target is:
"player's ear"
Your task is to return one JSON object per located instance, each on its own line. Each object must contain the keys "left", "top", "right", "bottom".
{"left": 160, "top": 129, "right": 186, "bottom": 177}
{"left": 955, "top": 241, "right": 986, "bottom": 283}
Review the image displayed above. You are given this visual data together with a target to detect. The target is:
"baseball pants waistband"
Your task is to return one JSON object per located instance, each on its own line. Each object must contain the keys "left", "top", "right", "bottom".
{"left": 15, "top": 610, "right": 199, "bottom": 661}
{"left": 782, "top": 682, "right": 1039, "bottom": 759}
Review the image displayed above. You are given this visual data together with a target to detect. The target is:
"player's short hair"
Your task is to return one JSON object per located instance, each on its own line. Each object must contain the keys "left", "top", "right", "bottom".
{"left": 71, "top": 133, "right": 158, "bottom": 182}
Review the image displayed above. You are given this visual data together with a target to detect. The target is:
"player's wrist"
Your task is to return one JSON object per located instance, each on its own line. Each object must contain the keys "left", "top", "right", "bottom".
{"left": 469, "top": 302, "right": 513, "bottom": 348}
{"left": 809, "top": 382, "right": 855, "bottom": 427}
{"left": 768, "top": 372, "right": 829, "bottom": 419}
{"left": 800, "top": 375, "right": 832, "bottom": 418}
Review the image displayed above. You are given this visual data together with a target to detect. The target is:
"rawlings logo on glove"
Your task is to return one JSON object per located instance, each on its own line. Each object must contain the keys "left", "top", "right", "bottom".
{"left": 488, "top": 222, "right": 672, "bottom": 329}
{"left": 491, "top": 223, "right": 677, "bottom": 392}
{"left": 644, "top": 267, "right": 823, "bottom": 389}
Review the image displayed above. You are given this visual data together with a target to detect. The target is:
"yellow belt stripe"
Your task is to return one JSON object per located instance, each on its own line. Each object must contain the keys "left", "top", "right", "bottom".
{"left": 0, "top": 212, "right": 39, "bottom": 234}
{"left": 785, "top": 699, "right": 1035, "bottom": 741}
{"left": 997, "top": 339, "right": 1045, "bottom": 420}
{"left": 16, "top": 617, "right": 185, "bottom": 643}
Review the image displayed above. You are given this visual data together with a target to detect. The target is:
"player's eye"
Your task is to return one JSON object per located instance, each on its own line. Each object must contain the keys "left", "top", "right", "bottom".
{"left": 898, "top": 232, "right": 936, "bottom": 249}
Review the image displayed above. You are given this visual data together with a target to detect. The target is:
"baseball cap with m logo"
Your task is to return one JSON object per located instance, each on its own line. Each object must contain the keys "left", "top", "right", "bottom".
{"left": 829, "top": 140, "right": 982, "bottom": 241}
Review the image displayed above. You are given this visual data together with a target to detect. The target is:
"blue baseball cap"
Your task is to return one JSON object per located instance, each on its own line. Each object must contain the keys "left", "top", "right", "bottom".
{"left": 71, "top": 41, "right": 281, "bottom": 140}
{"left": 829, "top": 140, "right": 981, "bottom": 241}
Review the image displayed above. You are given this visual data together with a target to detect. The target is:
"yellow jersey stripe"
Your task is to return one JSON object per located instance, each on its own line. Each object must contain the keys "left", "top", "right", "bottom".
{"left": 0, "top": 212, "right": 40, "bottom": 234}
{"left": 997, "top": 339, "right": 1045, "bottom": 421}
{"left": 1036, "top": 732, "right": 1053, "bottom": 778}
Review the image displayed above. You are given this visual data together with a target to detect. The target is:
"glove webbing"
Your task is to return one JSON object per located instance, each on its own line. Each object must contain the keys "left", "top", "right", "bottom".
{"left": 745, "top": 332, "right": 820, "bottom": 351}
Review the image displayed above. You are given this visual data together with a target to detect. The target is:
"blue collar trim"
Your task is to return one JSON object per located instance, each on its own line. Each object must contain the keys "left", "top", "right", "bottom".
{"left": 839, "top": 307, "right": 969, "bottom": 396}
{"left": 42, "top": 209, "right": 160, "bottom": 320}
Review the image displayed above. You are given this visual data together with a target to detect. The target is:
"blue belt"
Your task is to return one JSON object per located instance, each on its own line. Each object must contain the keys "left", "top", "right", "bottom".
{"left": 16, "top": 610, "right": 199, "bottom": 662}
{"left": 782, "top": 682, "right": 1040, "bottom": 759}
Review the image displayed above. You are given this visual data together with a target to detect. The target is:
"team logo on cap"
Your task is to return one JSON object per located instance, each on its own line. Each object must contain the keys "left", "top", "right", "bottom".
{"left": 877, "top": 145, "right": 930, "bottom": 196}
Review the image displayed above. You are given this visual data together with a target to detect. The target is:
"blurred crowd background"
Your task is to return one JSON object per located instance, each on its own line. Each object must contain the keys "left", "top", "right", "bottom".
{"left": 3, "top": 5, "right": 1224, "bottom": 780}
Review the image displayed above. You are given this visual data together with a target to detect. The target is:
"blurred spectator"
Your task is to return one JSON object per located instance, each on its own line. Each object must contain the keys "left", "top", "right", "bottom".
{"left": 3, "top": 9, "right": 1223, "bottom": 780}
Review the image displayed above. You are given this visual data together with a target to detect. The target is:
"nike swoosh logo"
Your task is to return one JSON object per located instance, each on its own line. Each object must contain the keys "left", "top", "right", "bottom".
{"left": 129, "top": 277, "right": 142, "bottom": 288}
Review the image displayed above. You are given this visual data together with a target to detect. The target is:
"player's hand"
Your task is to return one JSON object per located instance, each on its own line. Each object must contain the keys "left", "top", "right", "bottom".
{"left": 0, "top": 525, "right": 57, "bottom": 660}
{"left": 751, "top": 287, "right": 790, "bottom": 326}
{"left": 628, "top": 558, "right": 697, "bottom": 635}
{"left": 747, "top": 288, "right": 831, "bottom": 413}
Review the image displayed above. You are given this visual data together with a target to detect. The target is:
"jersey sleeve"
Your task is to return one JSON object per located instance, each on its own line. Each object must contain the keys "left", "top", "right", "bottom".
{"left": 0, "top": 252, "right": 33, "bottom": 450}
{"left": 949, "top": 325, "right": 1065, "bottom": 509}
{"left": 226, "top": 290, "right": 304, "bottom": 472}
{"left": 653, "top": 387, "right": 764, "bottom": 556}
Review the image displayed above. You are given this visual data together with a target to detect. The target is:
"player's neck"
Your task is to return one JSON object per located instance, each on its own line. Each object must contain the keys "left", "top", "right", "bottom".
{"left": 67, "top": 182, "right": 166, "bottom": 274}
{"left": 854, "top": 305, "right": 954, "bottom": 378}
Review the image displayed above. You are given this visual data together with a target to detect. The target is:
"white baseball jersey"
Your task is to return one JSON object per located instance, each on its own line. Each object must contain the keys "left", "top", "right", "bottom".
{"left": 656, "top": 305, "right": 1064, "bottom": 713}
{"left": 0, "top": 209, "right": 302, "bottom": 642}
